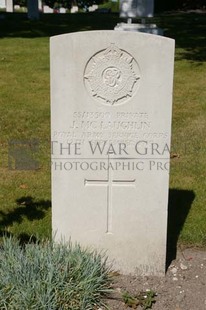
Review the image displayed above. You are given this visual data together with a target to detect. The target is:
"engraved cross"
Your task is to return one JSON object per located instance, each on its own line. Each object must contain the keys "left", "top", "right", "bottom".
{"left": 84, "top": 155, "right": 136, "bottom": 234}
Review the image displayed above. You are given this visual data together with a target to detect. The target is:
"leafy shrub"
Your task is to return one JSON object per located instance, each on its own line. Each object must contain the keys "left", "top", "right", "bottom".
{"left": 0, "top": 237, "right": 112, "bottom": 309}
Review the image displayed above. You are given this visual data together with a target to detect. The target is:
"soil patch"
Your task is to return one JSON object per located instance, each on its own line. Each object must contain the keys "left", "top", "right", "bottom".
{"left": 105, "top": 248, "right": 206, "bottom": 310}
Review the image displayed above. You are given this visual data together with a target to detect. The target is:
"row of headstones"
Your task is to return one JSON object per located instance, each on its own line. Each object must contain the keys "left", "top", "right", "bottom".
{"left": 70, "top": 4, "right": 98, "bottom": 13}
{"left": 0, "top": 0, "right": 51, "bottom": 13}
{"left": 0, "top": 0, "right": 98, "bottom": 15}
{"left": 1, "top": 0, "right": 156, "bottom": 24}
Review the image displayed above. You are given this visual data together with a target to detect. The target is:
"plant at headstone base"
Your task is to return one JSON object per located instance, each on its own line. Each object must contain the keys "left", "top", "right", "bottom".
{"left": 0, "top": 236, "right": 112, "bottom": 309}
{"left": 122, "top": 291, "right": 140, "bottom": 308}
{"left": 122, "top": 290, "right": 157, "bottom": 309}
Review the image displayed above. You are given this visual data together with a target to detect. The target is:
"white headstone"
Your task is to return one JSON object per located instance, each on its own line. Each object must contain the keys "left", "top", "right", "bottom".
{"left": 70, "top": 6, "right": 78, "bottom": 13}
{"left": 43, "top": 5, "right": 53, "bottom": 13}
{"left": 117, "top": 0, "right": 162, "bottom": 35}
{"left": 14, "top": 4, "right": 20, "bottom": 10}
{"left": 27, "top": 0, "right": 39, "bottom": 20}
{"left": 88, "top": 6, "right": 94, "bottom": 12}
{"left": 0, "top": 0, "right": 6, "bottom": 9}
{"left": 115, "top": 22, "right": 163, "bottom": 35}
{"left": 38, "top": 0, "right": 42, "bottom": 11}
{"left": 59, "top": 7, "right": 66, "bottom": 13}
{"left": 120, "top": 0, "right": 154, "bottom": 18}
{"left": 88, "top": 4, "right": 98, "bottom": 12}
{"left": 51, "top": 31, "right": 175, "bottom": 276}
{"left": 6, "top": 0, "right": 13, "bottom": 12}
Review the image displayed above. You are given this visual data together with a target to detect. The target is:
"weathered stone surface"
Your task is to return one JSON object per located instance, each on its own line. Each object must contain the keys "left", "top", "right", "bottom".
{"left": 51, "top": 31, "right": 175, "bottom": 275}
{"left": 6, "top": 0, "right": 13, "bottom": 12}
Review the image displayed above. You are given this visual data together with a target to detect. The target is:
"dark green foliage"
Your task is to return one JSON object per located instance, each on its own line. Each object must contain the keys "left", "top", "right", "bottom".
{"left": 122, "top": 290, "right": 156, "bottom": 309}
{"left": 14, "top": 0, "right": 27, "bottom": 6}
{"left": 141, "top": 290, "right": 156, "bottom": 310}
{"left": 155, "top": 0, "right": 206, "bottom": 12}
{"left": 0, "top": 237, "right": 112, "bottom": 309}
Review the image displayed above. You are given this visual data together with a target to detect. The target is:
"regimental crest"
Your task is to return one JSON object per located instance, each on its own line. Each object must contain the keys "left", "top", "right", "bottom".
{"left": 84, "top": 44, "right": 140, "bottom": 105}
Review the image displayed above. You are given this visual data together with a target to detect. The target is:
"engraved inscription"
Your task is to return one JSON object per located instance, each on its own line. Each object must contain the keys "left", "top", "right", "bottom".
{"left": 102, "top": 67, "right": 121, "bottom": 87}
{"left": 84, "top": 44, "right": 140, "bottom": 105}
{"left": 52, "top": 111, "right": 160, "bottom": 146}
{"left": 84, "top": 155, "right": 136, "bottom": 233}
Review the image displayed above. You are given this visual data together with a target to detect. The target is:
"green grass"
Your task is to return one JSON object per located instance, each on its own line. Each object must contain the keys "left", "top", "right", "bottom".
{"left": 98, "top": 1, "right": 119, "bottom": 12}
{"left": 0, "top": 12, "right": 206, "bottom": 247}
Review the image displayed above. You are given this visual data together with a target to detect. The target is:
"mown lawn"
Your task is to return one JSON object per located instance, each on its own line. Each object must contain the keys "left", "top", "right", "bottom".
{"left": 0, "top": 12, "right": 205, "bottom": 246}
